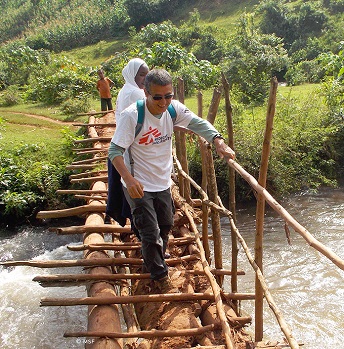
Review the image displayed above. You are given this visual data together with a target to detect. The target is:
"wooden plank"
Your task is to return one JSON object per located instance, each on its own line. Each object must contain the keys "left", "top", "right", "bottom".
{"left": 36, "top": 204, "right": 107, "bottom": 219}
{"left": 64, "top": 323, "right": 219, "bottom": 339}
{"left": 41, "top": 292, "right": 253, "bottom": 306}
{"left": 74, "top": 137, "right": 112, "bottom": 143}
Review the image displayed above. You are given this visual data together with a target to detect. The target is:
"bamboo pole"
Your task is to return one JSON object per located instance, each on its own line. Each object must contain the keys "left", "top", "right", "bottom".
{"left": 173, "top": 156, "right": 300, "bottom": 349}
{"left": 221, "top": 73, "right": 238, "bottom": 311}
{"left": 68, "top": 243, "right": 141, "bottom": 251}
{"left": 225, "top": 158, "right": 344, "bottom": 271}
{"left": 56, "top": 189, "right": 108, "bottom": 194}
{"left": 75, "top": 149, "right": 108, "bottom": 155}
{"left": 183, "top": 205, "right": 236, "bottom": 349}
{"left": 197, "top": 90, "right": 211, "bottom": 263}
{"left": 74, "top": 137, "right": 112, "bottom": 144}
{"left": 50, "top": 224, "right": 131, "bottom": 234}
{"left": 174, "top": 77, "right": 191, "bottom": 202}
{"left": 207, "top": 87, "right": 222, "bottom": 124}
{"left": 69, "top": 170, "right": 107, "bottom": 179}
{"left": 112, "top": 234, "right": 139, "bottom": 347}
{"left": 40, "top": 292, "right": 252, "bottom": 306}
{"left": 70, "top": 175, "right": 108, "bottom": 183}
{"left": 255, "top": 76, "right": 278, "bottom": 341}
{"left": 36, "top": 204, "right": 107, "bottom": 219}
{"left": 205, "top": 87, "right": 224, "bottom": 286}
{"left": 74, "top": 195, "right": 107, "bottom": 201}
{"left": 33, "top": 270, "right": 248, "bottom": 285}
{"left": 1, "top": 257, "right": 143, "bottom": 268}
{"left": 1, "top": 254, "right": 199, "bottom": 268}
{"left": 71, "top": 156, "right": 107, "bottom": 165}
{"left": 64, "top": 323, "right": 219, "bottom": 339}
{"left": 66, "top": 164, "right": 100, "bottom": 170}
{"left": 73, "top": 123, "right": 116, "bottom": 127}
{"left": 76, "top": 110, "right": 115, "bottom": 116}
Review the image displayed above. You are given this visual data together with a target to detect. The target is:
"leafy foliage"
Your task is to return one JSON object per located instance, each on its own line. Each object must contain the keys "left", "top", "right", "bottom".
{"left": 221, "top": 13, "right": 289, "bottom": 104}
{"left": 0, "top": 130, "right": 80, "bottom": 224}
{"left": 1, "top": 0, "right": 129, "bottom": 51}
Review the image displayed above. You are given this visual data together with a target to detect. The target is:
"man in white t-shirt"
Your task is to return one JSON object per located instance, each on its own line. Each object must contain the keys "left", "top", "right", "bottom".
{"left": 108, "top": 69, "right": 235, "bottom": 290}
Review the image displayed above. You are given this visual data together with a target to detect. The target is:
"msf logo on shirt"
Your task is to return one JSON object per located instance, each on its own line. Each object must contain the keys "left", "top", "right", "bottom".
{"left": 138, "top": 127, "right": 162, "bottom": 145}
{"left": 138, "top": 127, "right": 172, "bottom": 145}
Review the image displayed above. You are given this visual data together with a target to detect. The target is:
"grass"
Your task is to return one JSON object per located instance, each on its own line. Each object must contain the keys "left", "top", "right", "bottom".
{"left": 0, "top": 120, "right": 66, "bottom": 152}
{"left": 0, "top": 103, "right": 67, "bottom": 120}
{"left": 62, "top": 38, "right": 128, "bottom": 67}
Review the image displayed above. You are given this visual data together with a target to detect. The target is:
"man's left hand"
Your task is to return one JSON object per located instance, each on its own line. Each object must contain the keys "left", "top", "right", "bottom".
{"left": 213, "top": 138, "right": 236, "bottom": 160}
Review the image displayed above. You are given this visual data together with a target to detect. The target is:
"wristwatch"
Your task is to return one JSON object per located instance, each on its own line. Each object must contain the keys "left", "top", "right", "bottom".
{"left": 212, "top": 134, "right": 224, "bottom": 143}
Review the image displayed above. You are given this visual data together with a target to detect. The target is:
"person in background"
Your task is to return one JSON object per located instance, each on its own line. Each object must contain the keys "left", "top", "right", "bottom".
{"left": 96, "top": 68, "right": 115, "bottom": 111}
{"left": 109, "top": 69, "right": 236, "bottom": 292}
{"left": 105, "top": 58, "right": 149, "bottom": 226}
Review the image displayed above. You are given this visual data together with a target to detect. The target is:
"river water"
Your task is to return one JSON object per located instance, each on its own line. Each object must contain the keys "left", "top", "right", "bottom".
{"left": 0, "top": 188, "right": 343, "bottom": 349}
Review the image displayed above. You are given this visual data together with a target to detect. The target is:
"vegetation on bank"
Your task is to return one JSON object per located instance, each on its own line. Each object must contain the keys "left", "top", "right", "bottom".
{"left": 0, "top": 0, "right": 343, "bottom": 224}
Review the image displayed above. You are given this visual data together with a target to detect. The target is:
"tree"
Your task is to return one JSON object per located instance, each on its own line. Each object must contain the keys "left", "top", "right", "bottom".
{"left": 221, "top": 13, "right": 289, "bottom": 104}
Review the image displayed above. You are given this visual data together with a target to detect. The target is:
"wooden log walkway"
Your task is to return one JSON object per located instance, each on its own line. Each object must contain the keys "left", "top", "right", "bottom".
{"left": 4, "top": 99, "right": 330, "bottom": 348}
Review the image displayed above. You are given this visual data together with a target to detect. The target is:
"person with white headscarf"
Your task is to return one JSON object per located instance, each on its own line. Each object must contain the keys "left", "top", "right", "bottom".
{"left": 106, "top": 58, "right": 149, "bottom": 226}
{"left": 115, "top": 58, "right": 149, "bottom": 122}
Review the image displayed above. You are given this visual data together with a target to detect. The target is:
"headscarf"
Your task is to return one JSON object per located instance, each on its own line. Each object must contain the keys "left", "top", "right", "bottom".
{"left": 122, "top": 58, "right": 147, "bottom": 87}
{"left": 115, "top": 58, "right": 148, "bottom": 119}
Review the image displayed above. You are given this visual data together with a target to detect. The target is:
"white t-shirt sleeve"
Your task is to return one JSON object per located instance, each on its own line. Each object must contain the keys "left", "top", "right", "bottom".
{"left": 112, "top": 104, "right": 138, "bottom": 148}
{"left": 172, "top": 100, "right": 196, "bottom": 127}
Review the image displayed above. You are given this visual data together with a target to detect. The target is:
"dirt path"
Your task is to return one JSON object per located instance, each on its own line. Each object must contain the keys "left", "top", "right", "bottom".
{"left": 4, "top": 111, "right": 75, "bottom": 125}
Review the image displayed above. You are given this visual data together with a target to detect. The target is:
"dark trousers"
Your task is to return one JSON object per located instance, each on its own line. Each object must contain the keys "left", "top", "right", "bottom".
{"left": 100, "top": 98, "right": 113, "bottom": 111}
{"left": 123, "top": 187, "right": 174, "bottom": 280}
{"left": 106, "top": 158, "right": 131, "bottom": 227}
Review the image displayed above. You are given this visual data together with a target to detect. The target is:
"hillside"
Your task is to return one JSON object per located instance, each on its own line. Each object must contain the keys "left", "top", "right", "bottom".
{"left": 1, "top": 0, "right": 343, "bottom": 54}
{"left": 0, "top": 0, "right": 343, "bottom": 223}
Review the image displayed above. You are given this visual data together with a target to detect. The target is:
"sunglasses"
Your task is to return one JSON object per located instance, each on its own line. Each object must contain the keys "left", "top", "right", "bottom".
{"left": 149, "top": 92, "right": 174, "bottom": 101}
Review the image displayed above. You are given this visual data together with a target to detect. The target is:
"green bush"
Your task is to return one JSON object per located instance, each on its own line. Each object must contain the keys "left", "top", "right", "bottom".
{"left": 0, "top": 132, "right": 79, "bottom": 224}
{"left": 0, "top": 85, "right": 22, "bottom": 106}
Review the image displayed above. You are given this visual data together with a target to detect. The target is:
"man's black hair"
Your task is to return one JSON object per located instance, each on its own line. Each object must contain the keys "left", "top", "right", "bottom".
{"left": 144, "top": 69, "right": 172, "bottom": 91}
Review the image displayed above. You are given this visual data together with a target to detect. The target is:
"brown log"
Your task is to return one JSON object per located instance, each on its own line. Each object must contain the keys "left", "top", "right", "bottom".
{"left": 221, "top": 72, "right": 239, "bottom": 313}
{"left": 40, "top": 292, "right": 253, "bottom": 306}
{"left": 66, "top": 164, "right": 100, "bottom": 170}
{"left": 83, "top": 172, "right": 122, "bottom": 349}
{"left": 226, "top": 157, "right": 344, "bottom": 272}
{"left": 33, "top": 271, "right": 250, "bottom": 287}
{"left": 2, "top": 255, "right": 198, "bottom": 268}
{"left": 74, "top": 137, "right": 112, "bottom": 144}
{"left": 70, "top": 175, "right": 108, "bottom": 183}
{"left": 64, "top": 323, "right": 219, "bottom": 339}
{"left": 56, "top": 189, "right": 108, "bottom": 195}
{"left": 36, "top": 204, "right": 107, "bottom": 219}
{"left": 70, "top": 170, "right": 107, "bottom": 179}
{"left": 174, "top": 156, "right": 301, "bottom": 348}
{"left": 255, "top": 76, "right": 278, "bottom": 341}
{"left": 1, "top": 257, "right": 143, "bottom": 268}
{"left": 73, "top": 123, "right": 116, "bottom": 127}
{"left": 67, "top": 243, "right": 141, "bottom": 251}
{"left": 76, "top": 110, "right": 115, "bottom": 116}
{"left": 75, "top": 149, "right": 108, "bottom": 155}
{"left": 182, "top": 205, "right": 235, "bottom": 349}
{"left": 74, "top": 195, "right": 107, "bottom": 201}
{"left": 71, "top": 156, "right": 107, "bottom": 165}
{"left": 50, "top": 224, "right": 131, "bottom": 234}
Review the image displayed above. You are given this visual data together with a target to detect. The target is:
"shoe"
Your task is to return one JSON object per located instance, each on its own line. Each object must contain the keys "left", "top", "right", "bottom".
{"left": 154, "top": 275, "right": 179, "bottom": 294}
{"left": 104, "top": 214, "right": 112, "bottom": 224}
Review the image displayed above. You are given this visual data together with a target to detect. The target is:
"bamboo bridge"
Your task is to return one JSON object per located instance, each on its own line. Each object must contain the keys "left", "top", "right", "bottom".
{"left": 2, "top": 77, "right": 344, "bottom": 349}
